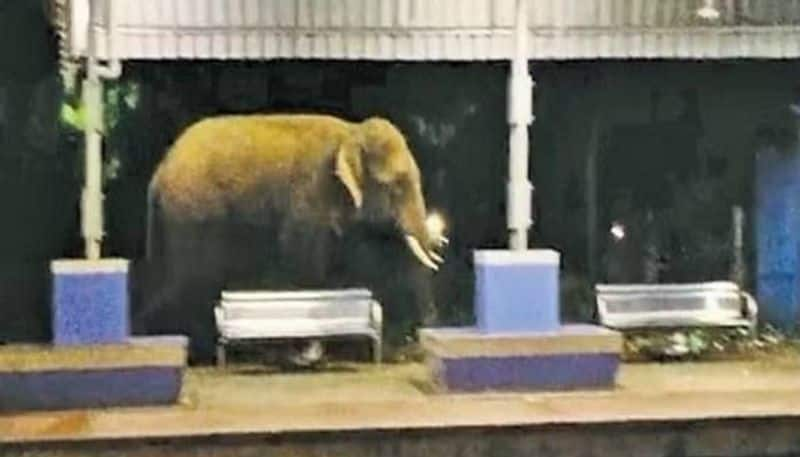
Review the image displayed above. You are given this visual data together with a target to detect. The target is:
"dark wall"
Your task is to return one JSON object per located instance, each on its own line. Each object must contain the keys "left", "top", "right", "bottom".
{"left": 532, "top": 60, "right": 798, "bottom": 319}
{"left": 0, "top": 0, "right": 82, "bottom": 343}
{"left": 108, "top": 59, "right": 794, "bottom": 330}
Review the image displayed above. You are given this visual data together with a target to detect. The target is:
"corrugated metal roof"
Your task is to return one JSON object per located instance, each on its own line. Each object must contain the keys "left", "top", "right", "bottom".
{"left": 65, "top": 0, "right": 800, "bottom": 61}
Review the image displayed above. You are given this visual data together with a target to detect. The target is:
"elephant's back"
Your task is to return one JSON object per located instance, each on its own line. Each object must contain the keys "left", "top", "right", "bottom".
{"left": 167, "top": 114, "right": 350, "bottom": 163}
{"left": 153, "top": 114, "right": 351, "bottom": 220}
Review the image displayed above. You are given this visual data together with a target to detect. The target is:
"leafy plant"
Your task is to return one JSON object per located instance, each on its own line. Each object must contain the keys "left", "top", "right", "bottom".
{"left": 623, "top": 325, "right": 798, "bottom": 362}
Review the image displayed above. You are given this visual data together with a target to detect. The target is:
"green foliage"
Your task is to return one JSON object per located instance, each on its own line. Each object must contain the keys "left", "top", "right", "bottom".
{"left": 560, "top": 273, "right": 595, "bottom": 323}
{"left": 60, "top": 102, "right": 85, "bottom": 131}
{"left": 103, "top": 80, "right": 141, "bottom": 183}
{"left": 56, "top": 79, "right": 142, "bottom": 183}
{"left": 623, "top": 325, "right": 799, "bottom": 362}
{"left": 659, "top": 175, "right": 736, "bottom": 281}
{"left": 105, "top": 80, "right": 140, "bottom": 133}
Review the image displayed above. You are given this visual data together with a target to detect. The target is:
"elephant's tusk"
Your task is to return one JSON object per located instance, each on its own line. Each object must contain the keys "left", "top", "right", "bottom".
{"left": 429, "top": 251, "right": 445, "bottom": 264}
{"left": 406, "top": 235, "right": 439, "bottom": 271}
{"left": 439, "top": 236, "right": 449, "bottom": 246}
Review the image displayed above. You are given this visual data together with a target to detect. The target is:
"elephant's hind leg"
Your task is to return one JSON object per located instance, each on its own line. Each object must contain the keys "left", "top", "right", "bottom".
{"left": 149, "top": 219, "right": 230, "bottom": 364}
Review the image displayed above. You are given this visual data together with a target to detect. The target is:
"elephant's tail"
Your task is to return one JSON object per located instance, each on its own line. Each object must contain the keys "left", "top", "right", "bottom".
{"left": 145, "top": 178, "right": 160, "bottom": 261}
{"left": 137, "top": 177, "right": 165, "bottom": 334}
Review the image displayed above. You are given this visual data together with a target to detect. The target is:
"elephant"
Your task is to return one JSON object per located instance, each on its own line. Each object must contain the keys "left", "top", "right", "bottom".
{"left": 135, "top": 114, "right": 447, "bottom": 363}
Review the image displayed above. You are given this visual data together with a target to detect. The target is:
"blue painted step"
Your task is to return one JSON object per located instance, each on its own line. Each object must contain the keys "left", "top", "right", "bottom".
{"left": 0, "top": 336, "right": 187, "bottom": 412}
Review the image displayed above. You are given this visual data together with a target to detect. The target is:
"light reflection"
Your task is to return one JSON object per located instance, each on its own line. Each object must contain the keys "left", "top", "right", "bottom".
{"left": 696, "top": 0, "right": 721, "bottom": 21}
{"left": 426, "top": 212, "right": 447, "bottom": 242}
{"left": 610, "top": 222, "right": 626, "bottom": 242}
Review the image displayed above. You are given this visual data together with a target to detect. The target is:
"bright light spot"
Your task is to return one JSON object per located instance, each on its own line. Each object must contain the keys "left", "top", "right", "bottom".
{"left": 610, "top": 222, "right": 626, "bottom": 241}
{"left": 426, "top": 212, "right": 447, "bottom": 239}
{"left": 696, "top": 1, "right": 720, "bottom": 21}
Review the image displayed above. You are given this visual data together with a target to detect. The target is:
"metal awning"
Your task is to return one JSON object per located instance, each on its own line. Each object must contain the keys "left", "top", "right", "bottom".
{"left": 59, "top": 0, "right": 800, "bottom": 62}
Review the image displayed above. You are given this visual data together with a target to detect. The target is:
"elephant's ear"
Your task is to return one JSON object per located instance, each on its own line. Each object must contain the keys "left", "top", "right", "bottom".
{"left": 335, "top": 142, "right": 364, "bottom": 209}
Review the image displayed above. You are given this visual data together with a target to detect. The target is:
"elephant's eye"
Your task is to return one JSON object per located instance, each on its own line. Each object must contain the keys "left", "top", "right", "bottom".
{"left": 387, "top": 185, "right": 402, "bottom": 200}
{"left": 390, "top": 178, "right": 409, "bottom": 198}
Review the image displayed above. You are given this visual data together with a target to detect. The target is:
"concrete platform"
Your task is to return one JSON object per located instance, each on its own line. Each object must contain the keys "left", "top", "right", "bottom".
{"left": 0, "top": 336, "right": 188, "bottom": 412}
{"left": 2, "top": 357, "right": 800, "bottom": 456}
{"left": 419, "top": 324, "right": 623, "bottom": 392}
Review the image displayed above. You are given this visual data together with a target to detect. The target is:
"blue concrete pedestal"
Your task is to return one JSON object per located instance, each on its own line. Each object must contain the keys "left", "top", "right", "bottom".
{"left": 421, "top": 249, "right": 622, "bottom": 393}
{"left": 420, "top": 325, "right": 622, "bottom": 392}
{"left": 51, "top": 259, "right": 130, "bottom": 345}
{"left": 475, "top": 250, "right": 561, "bottom": 333}
{"left": 0, "top": 258, "right": 188, "bottom": 412}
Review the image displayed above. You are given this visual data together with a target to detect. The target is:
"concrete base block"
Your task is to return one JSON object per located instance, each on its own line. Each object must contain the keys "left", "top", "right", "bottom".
{"left": 419, "top": 325, "right": 623, "bottom": 393}
{"left": 0, "top": 336, "right": 188, "bottom": 412}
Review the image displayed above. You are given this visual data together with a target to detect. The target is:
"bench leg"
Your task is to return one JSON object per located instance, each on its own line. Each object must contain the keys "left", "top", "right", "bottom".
{"left": 372, "top": 337, "right": 382, "bottom": 365}
{"left": 216, "top": 342, "right": 227, "bottom": 368}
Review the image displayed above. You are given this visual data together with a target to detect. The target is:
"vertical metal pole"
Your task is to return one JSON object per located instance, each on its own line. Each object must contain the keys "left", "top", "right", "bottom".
{"left": 507, "top": 0, "right": 533, "bottom": 251}
{"left": 81, "top": 76, "right": 104, "bottom": 261}
{"left": 80, "top": 0, "right": 121, "bottom": 260}
{"left": 81, "top": 2, "right": 104, "bottom": 260}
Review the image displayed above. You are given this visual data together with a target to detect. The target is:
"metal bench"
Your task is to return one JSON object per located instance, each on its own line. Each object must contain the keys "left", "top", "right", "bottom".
{"left": 213, "top": 289, "right": 383, "bottom": 367}
{"left": 596, "top": 281, "right": 758, "bottom": 330}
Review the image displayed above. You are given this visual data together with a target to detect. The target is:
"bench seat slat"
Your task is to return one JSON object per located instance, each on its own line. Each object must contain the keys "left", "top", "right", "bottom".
{"left": 218, "top": 318, "right": 378, "bottom": 339}
{"left": 219, "top": 300, "right": 375, "bottom": 321}
{"left": 220, "top": 289, "right": 373, "bottom": 302}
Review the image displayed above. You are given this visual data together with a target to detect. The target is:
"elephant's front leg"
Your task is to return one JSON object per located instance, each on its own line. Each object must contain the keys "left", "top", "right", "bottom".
{"left": 270, "top": 223, "right": 333, "bottom": 367}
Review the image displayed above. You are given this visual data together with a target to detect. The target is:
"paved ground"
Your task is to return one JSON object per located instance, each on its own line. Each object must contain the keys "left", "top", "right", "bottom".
{"left": 3, "top": 355, "right": 800, "bottom": 444}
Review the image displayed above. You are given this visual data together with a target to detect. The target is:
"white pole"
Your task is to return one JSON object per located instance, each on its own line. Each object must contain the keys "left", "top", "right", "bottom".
{"left": 82, "top": 1, "right": 103, "bottom": 260}
{"left": 507, "top": 0, "right": 533, "bottom": 251}
{"left": 81, "top": 0, "right": 121, "bottom": 260}
{"left": 81, "top": 76, "right": 103, "bottom": 260}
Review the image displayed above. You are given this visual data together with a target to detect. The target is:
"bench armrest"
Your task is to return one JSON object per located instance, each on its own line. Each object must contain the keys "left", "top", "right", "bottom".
{"left": 214, "top": 306, "right": 224, "bottom": 326}
{"left": 741, "top": 291, "right": 759, "bottom": 329}
{"left": 370, "top": 300, "right": 383, "bottom": 330}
